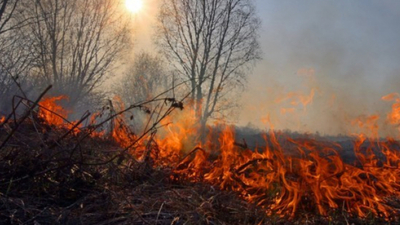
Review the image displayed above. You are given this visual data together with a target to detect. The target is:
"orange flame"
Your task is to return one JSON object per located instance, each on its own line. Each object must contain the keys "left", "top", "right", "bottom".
{"left": 37, "top": 96, "right": 83, "bottom": 134}
{"left": 195, "top": 126, "right": 399, "bottom": 218}
{"left": 33, "top": 94, "right": 400, "bottom": 220}
{"left": 275, "top": 89, "right": 316, "bottom": 112}
{"left": 351, "top": 115, "right": 380, "bottom": 139}
{"left": 382, "top": 93, "right": 400, "bottom": 126}
{"left": 107, "top": 96, "right": 139, "bottom": 150}
{"left": 38, "top": 96, "right": 69, "bottom": 126}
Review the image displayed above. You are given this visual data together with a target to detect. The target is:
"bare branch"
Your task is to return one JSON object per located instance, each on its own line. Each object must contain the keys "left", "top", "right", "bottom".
{"left": 156, "top": 0, "right": 261, "bottom": 139}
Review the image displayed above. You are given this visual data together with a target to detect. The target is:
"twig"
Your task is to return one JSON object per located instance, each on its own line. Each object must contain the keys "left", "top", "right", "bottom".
{"left": 156, "top": 201, "right": 165, "bottom": 224}
{"left": 38, "top": 82, "right": 193, "bottom": 166}
{"left": 235, "top": 158, "right": 272, "bottom": 174}
{"left": 233, "top": 138, "right": 248, "bottom": 149}
{"left": 48, "top": 111, "right": 91, "bottom": 149}
{"left": 10, "top": 74, "right": 28, "bottom": 100}
{"left": 11, "top": 96, "right": 23, "bottom": 126}
{"left": 0, "top": 96, "right": 24, "bottom": 128}
{"left": 0, "top": 85, "right": 52, "bottom": 150}
{"left": 131, "top": 207, "right": 151, "bottom": 225}
{"left": 0, "top": 63, "right": 28, "bottom": 100}
{"left": 23, "top": 207, "right": 49, "bottom": 224}
{"left": 175, "top": 147, "right": 206, "bottom": 169}
{"left": 30, "top": 111, "right": 48, "bottom": 147}
{"left": 342, "top": 201, "right": 350, "bottom": 225}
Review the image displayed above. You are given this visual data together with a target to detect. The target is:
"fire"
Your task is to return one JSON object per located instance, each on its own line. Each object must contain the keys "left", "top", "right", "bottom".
{"left": 32, "top": 94, "right": 400, "bottom": 220}
{"left": 165, "top": 112, "right": 400, "bottom": 219}
{"left": 0, "top": 116, "right": 5, "bottom": 123}
{"left": 276, "top": 89, "right": 316, "bottom": 113}
{"left": 383, "top": 93, "right": 400, "bottom": 127}
{"left": 195, "top": 127, "right": 399, "bottom": 218}
{"left": 38, "top": 96, "right": 69, "bottom": 126}
{"left": 352, "top": 115, "right": 380, "bottom": 139}
{"left": 37, "top": 95, "right": 83, "bottom": 134}
{"left": 109, "top": 96, "right": 136, "bottom": 149}
{"left": 155, "top": 109, "right": 200, "bottom": 167}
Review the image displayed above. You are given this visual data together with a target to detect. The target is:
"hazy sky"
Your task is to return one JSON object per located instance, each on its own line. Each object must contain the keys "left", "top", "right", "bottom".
{"left": 133, "top": 0, "right": 400, "bottom": 136}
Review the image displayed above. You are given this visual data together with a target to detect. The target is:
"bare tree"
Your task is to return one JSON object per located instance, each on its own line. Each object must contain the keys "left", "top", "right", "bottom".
{"left": 116, "top": 52, "right": 173, "bottom": 131}
{"left": 0, "top": 0, "right": 19, "bottom": 92}
{"left": 17, "top": 0, "right": 131, "bottom": 108}
{"left": 0, "top": 0, "right": 19, "bottom": 34}
{"left": 0, "top": 27, "right": 32, "bottom": 103}
{"left": 157, "top": 0, "right": 260, "bottom": 137}
{"left": 118, "top": 52, "right": 171, "bottom": 104}
{"left": 0, "top": 0, "right": 33, "bottom": 113}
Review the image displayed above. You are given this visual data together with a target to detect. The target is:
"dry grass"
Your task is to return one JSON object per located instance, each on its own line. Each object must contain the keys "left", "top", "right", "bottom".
{"left": 0, "top": 90, "right": 268, "bottom": 225}
{"left": 0, "top": 90, "right": 399, "bottom": 224}
{"left": 0, "top": 117, "right": 268, "bottom": 224}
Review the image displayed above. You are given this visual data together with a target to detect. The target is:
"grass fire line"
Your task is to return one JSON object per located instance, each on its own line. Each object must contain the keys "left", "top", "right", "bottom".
{"left": 0, "top": 93, "right": 400, "bottom": 224}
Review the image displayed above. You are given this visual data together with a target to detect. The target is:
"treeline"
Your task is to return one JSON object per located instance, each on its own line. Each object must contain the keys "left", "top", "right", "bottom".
{"left": 1, "top": 0, "right": 261, "bottom": 138}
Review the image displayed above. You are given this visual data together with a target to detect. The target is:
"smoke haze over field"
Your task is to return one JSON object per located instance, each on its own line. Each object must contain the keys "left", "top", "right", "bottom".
{"left": 236, "top": 0, "right": 400, "bottom": 136}
{"left": 131, "top": 0, "right": 400, "bottom": 136}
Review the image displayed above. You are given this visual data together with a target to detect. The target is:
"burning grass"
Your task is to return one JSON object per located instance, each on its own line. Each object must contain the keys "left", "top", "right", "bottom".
{"left": 0, "top": 88, "right": 400, "bottom": 224}
{"left": 0, "top": 89, "right": 265, "bottom": 224}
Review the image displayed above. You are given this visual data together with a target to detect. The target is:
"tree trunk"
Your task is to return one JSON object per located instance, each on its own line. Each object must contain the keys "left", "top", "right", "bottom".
{"left": 199, "top": 116, "right": 208, "bottom": 144}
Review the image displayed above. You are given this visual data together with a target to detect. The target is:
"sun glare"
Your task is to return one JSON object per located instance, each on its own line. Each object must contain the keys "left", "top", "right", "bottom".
{"left": 125, "top": 0, "right": 143, "bottom": 14}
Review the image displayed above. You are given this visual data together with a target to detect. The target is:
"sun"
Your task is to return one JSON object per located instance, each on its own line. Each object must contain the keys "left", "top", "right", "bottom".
{"left": 125, "top": 0, "right": 143, "bottom": 14}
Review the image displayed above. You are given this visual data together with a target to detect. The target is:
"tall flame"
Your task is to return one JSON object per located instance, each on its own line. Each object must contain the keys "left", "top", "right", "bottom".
{"left": 38, "top": 96, "right": 69, "bottom": 126}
